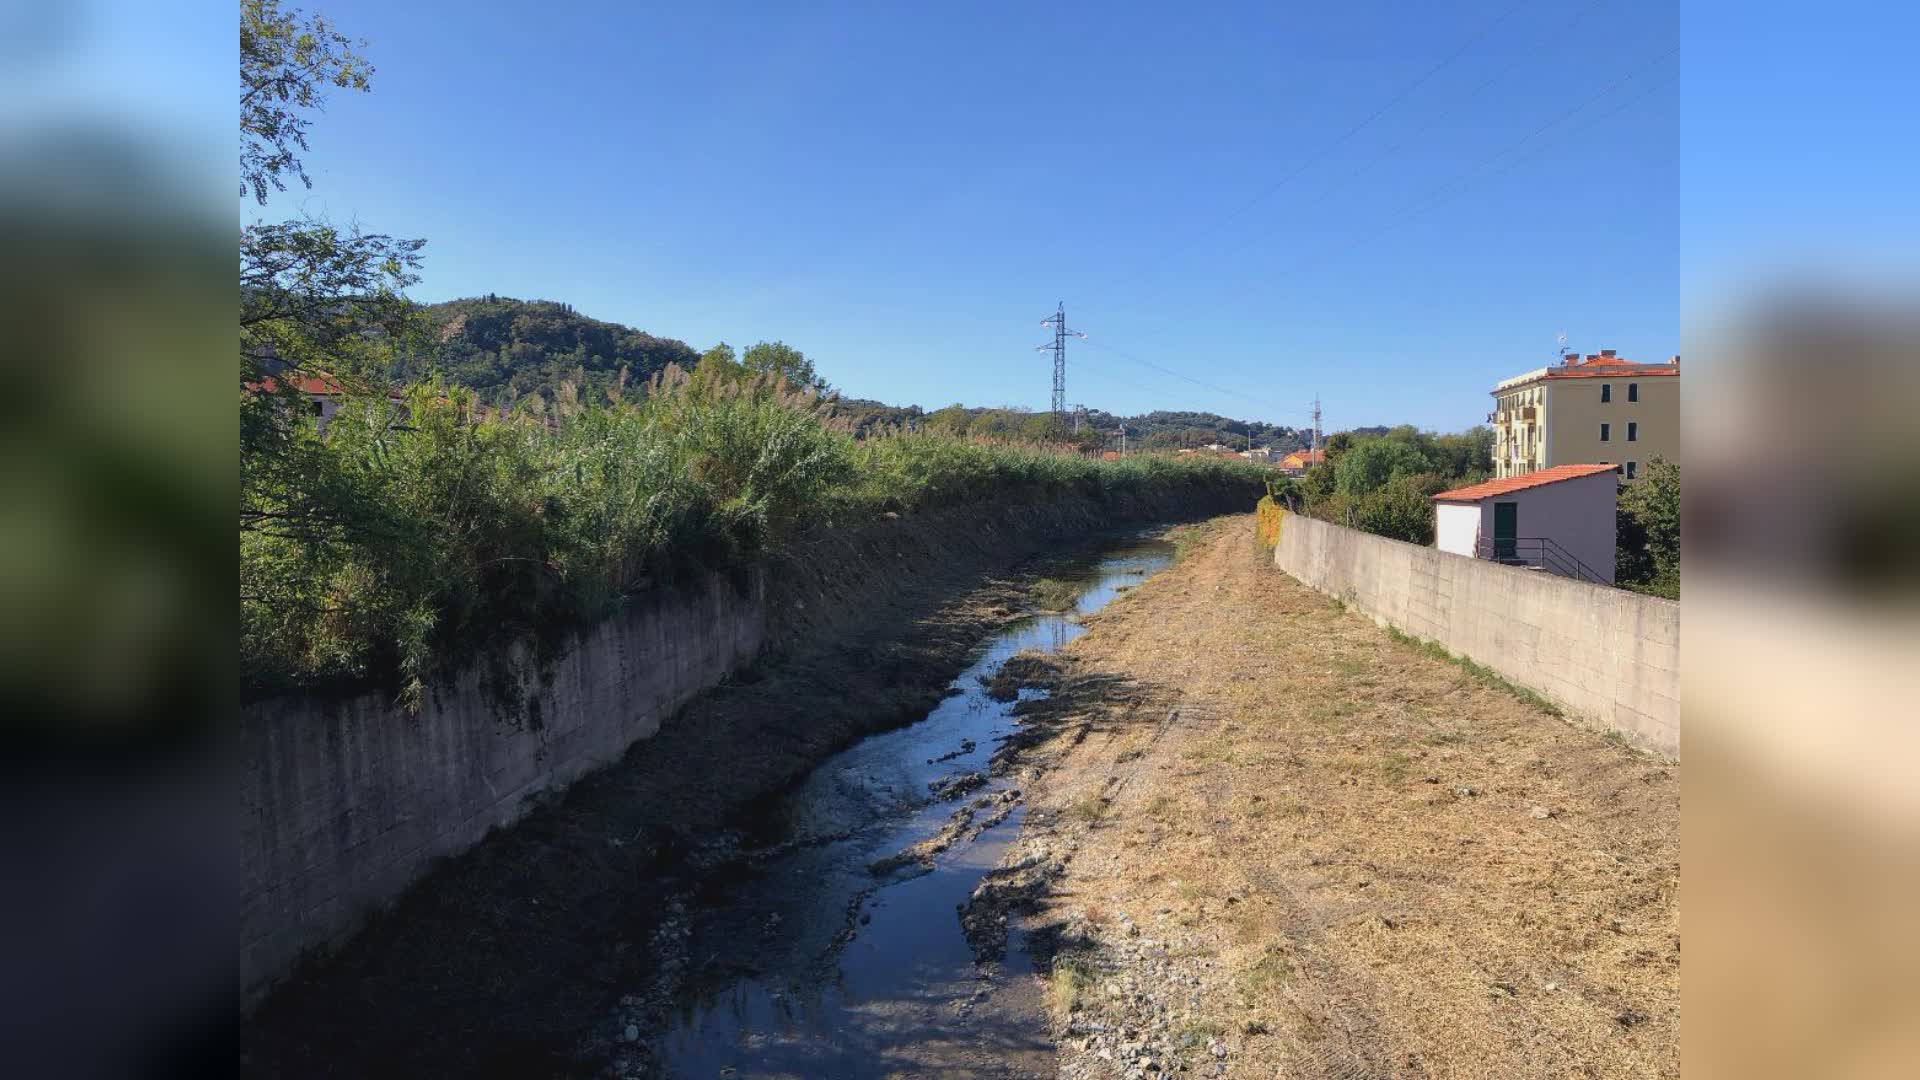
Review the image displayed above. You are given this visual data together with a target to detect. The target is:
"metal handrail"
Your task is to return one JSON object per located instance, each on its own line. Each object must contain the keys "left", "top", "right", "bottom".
{"left": 1475, "top": 536, "right": 1611, "bottom": 586}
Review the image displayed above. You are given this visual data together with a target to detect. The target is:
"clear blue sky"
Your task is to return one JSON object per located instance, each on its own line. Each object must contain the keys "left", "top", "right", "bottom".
{"left": 250, "top": 0, "right": 1679, "bottom": 433}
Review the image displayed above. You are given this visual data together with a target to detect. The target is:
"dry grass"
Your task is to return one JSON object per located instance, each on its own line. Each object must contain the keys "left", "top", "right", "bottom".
{"left": 1029, "top": 576, "right": 1083, "bottom": 611}
{"left": 1049, "top": 953, "right": 1098, "bottom": 1014}
{"left": 1015, "top": 515, "right": 1680, "bottom": 1078}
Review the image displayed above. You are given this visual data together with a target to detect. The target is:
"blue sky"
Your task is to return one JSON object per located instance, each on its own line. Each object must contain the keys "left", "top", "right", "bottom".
{"left": 251, "top": 0, "right": 1680, "bottom": 432}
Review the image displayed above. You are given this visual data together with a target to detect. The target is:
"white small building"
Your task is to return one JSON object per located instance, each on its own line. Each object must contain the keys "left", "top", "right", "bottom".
{"left": 1431, "top": 463, "right": 1619, "bottom": 585}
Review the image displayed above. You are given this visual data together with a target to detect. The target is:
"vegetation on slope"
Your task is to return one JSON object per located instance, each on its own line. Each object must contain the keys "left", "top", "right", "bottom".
{"left": 241, "top": 366, "right": 1267, "bottom": 704}
{"left": 406, "top": 304, "right": 1332, "bottom": 457}
{"left": 411, "top": 296, "right": 701, "bottom": 407}
{"left": 915, "top": 404, "right": 1319, "bottom": 453}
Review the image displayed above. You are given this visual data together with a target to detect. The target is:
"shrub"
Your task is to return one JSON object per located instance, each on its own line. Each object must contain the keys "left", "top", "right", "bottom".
{"left": 1255, "top": 494, "right": 1284, "bottom": 548}
{"left": 241, "top": 374, "right": 1265, "bottom": 701}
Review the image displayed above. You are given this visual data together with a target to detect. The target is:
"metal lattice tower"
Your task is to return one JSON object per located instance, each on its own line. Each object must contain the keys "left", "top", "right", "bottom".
{"left": 1035, "top": 302, "right": 1084, "bottom": 418}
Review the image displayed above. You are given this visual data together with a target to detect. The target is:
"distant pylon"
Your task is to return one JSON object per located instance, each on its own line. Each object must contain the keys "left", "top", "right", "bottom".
{"left": 1069, "top": 403, "right": 1088, "bottom": 433}
{"left": 1311, "top": 396, "right": 1322, "bottom": 454}
{"left": 1035, "top": 302, "right": 1085, "bottom": 417}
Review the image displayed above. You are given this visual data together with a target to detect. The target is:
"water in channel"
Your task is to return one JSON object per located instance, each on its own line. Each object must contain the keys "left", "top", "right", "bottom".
{"left": 643, "top": 536, "right": 1175, "bottom": 1079}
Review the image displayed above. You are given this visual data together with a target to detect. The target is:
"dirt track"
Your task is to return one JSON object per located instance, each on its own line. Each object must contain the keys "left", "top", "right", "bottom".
{"left": 999, "top": 516, "right": 1680, "bottom": 1078}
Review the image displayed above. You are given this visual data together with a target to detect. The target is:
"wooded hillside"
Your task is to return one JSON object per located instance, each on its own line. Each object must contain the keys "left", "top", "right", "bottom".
{"left": 411, "top": 296, "right": 700, "bottom": 405}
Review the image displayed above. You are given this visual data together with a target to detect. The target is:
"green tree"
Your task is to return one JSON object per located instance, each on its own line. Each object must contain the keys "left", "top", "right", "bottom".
{"left": 924, "top": 403, "right": 973, "bottom": 435}
{"left": 1427, "top": 426, "right": 1495, "bottom": 480}
{"left": 240, "top": 0, "right": 425, "bottom": 543}
{"left": 1298, "top": 459, "right": 1338, "bottom": 505}
{"left": 688, "top": 341, "right": 744, "bottom": 392}
{"left": 240, "top": 0, "right": 437, "bottom": 699}
{"left": 1616, "top": 457, "right": 1680, "bottom": 597}
{"left": 241, "top": 0, "right": 375, "bottom": 204}
{"left": 1353, "top": 474, "right": 1439, "bottom": 544}
{"left": 1333, "top": 438, "right": 1429, "bottom": 496}
{"left": 1019, "top": 412, "right": 1071, "bottom": 443}
{"left": 742, "top": 340, "right": 827, "bottom": 392}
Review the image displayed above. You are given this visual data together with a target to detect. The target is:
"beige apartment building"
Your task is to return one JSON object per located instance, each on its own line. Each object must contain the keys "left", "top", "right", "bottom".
{"left": 1489, "top": 350, "right": 1679, "bottom": 481}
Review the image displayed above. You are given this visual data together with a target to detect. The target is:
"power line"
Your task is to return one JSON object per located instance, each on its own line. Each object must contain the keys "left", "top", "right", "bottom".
{"left": 1081, "top": 337, "right": 1292, "bottom": 417}
{"left": 1034, "top": 302, "right": 1085, "bottom": 417}
{"left": 1139, "top": 0, "right": 1536, "bottom": 280}
{"left": 1069, "top": 349, "right": 1305, "bottom": 434}
{"left": 1119, "top": 45, "right": 1676, "bottom": 343}
{"left": 1069, "top": 55, "right": 1674, "bottom": 413}
{"left": 1148, "top": 0, "right": 1610, "bottom": 295}
{"left": 1286, "top": 50, "right": 1678, "bottom": 279}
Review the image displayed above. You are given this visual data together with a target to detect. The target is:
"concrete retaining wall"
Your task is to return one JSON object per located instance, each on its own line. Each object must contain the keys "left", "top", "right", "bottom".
{"left": 1273, "top": 512, "right": 1678, "bottom": 757}
{"left": 240, "top": 571, "right": 764, "bottom": 1007}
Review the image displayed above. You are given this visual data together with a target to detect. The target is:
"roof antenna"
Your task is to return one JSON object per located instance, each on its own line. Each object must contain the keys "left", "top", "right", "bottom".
{"left": 1556, "top": 330, "right": 1570, "bottom": 360}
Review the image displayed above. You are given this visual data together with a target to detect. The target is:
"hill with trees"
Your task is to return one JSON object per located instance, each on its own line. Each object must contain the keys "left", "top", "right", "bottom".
{"left": 906, "top": 404, "right": 1315, "bottom": 452}
{"left": 411, "top": 296, "right": 701, "bottom": 406}
{"left": 383, "top": 296, "right": 1401, "bottom": 455}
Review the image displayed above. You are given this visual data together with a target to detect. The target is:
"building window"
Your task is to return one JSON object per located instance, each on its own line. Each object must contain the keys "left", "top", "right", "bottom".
{"left": 1627, "top": 421, "right": 1638, "bottom": 441}
{"left": 1626, "top": 460, "right": 1638, "bottom": 479}
{"left": 1600, "top": 422, "right": 1611, "bottom": 442}
{"left": 309, "top": 399, "right": 325, "bottom": 416}
{"left": 1628, "top": 383, "right": 1639, "bottom": 402}
{"left": 1601, "top": 383, "right": 1612, "bottom": 403}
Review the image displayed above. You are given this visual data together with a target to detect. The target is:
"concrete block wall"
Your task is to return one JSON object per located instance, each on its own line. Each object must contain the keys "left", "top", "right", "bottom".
{"left": 240, "top": 571, "right": 764, "bottom": 1008}
{"left": 1273, "top": 512, "right": 1678, "bottom": 757}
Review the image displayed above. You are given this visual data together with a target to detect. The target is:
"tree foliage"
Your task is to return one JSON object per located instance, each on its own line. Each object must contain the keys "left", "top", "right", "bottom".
{"left": 741, "top": 340, "right": 826, "bottom": 392}
{"left": 1298, "top": 425, "right": 1493, "bottom": 544}
{"left": 414, "top": 296, "right": 700, "bottom": 406}
{"left": 243, "top": 378, "right": 1267, "bottom": 701}
{"left": 1334, "top": 438, "right": 1430, "bottom": 496}
{"left": 240, "top": 0, "right": 374, "bottom": 204}
{"left": 1616, "top": 456, "right": 1680, "bottom": 597}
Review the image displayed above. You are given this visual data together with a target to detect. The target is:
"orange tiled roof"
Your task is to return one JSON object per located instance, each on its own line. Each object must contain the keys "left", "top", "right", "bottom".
{"left": 1543, "top": 353, "right": 1679, "bottom": 380}
{"left": 247, "top": 373, "right": 350, "bottom": 396}
{"left": 1430, "top": 463, "right": 1618, "bottom": 503}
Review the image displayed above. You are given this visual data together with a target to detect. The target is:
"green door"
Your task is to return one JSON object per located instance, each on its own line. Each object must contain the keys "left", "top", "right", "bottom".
{"left": 1493, "top": 501, "right": 1518, "bottom": 560}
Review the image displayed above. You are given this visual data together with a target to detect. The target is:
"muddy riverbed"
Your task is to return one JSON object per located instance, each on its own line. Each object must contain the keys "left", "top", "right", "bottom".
{"left": 598, "top": 537, "right": 1174, "bottom": 1079}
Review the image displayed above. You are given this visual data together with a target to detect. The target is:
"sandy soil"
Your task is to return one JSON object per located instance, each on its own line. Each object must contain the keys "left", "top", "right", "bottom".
{"left": 995, "top": 516, "right": 1680, "bottom": 1079}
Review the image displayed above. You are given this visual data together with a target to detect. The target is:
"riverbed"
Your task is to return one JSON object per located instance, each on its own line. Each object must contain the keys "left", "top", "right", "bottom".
{"left": 608, "top": 536, "right": 1175, "bottom": 1078}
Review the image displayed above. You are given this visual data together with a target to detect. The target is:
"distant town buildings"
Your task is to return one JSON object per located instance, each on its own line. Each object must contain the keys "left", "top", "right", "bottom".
{"left": 1277, "top": 448, "right": 1325, "bottom": 477}
{"left": 1489, "top": 351, "right": 1679, "bottom": 481}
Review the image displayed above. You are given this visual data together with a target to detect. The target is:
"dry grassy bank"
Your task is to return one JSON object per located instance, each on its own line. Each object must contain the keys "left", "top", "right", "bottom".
{"left": 1003, "top": 516, "right": 1679, "bottom": 1078}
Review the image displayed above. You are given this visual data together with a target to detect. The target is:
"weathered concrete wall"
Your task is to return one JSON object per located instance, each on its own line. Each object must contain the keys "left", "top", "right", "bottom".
{"left": 1274, "top": 511, "right": 1678, "bottom": 757}
{"left": 240, "top": 571, "right": 764, "bottom": 1007}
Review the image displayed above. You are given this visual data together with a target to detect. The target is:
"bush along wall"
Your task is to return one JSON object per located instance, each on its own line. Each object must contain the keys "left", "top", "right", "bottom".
{"left": 241, "top": 365, "right": 1268, "bottom": 706}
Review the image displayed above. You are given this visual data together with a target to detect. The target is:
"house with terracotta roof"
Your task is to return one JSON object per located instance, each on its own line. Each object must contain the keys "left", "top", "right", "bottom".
{"left": 247, "top": 371, "right": 511, "bottom": 432}
{"left": 246, "top": 371, "right": 368, "bottom": 431}
{"left": 1431, "top": 463, "right": 1618, "bottom": 584}
{"left": 1489, "top": 350, "right": 1679, "bottom": 482}
{"left": 1277, "top": 448, "right": 1324, "bottom": 477}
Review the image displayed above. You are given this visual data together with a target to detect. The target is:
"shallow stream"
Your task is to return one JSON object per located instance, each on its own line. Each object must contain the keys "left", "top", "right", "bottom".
{"left": 635, "top": 536, "right": 1175, "bottom": 1078}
